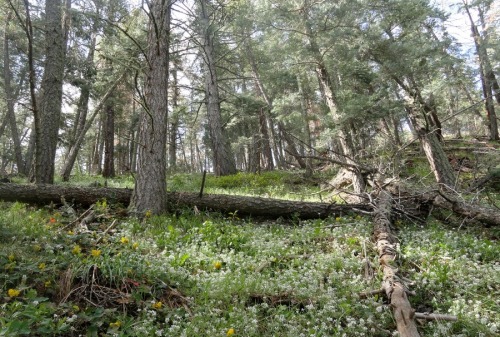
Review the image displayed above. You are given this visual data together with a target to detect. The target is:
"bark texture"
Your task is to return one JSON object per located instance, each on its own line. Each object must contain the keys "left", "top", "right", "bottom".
{"left": 464, "top": 1, "right": 499, "bottom": 140}
{"left": 199, "top": 0, "right": 237, "bottom": 176}
{"left": 102, "top": 96, "right": 115, "bottom": 178}
{"left": 386, "top": 183, "right": 500, "bottom": 226}
{"left": 36, "top": 0, "right": 67, "bottom": 184}
{"left": 373, "top": 191, "right": 420, "bottom": 337}
{"left": 406, "top": 107, "right": 456, "bottom": 188}
{"left": 3, "top": 12, "right": 25, "bottom": 174}
{"left": 0, "top": 183, "right": 370, "bottom": 219}
{"left": 129, "top": 0, "right": 171, "bottom": 215}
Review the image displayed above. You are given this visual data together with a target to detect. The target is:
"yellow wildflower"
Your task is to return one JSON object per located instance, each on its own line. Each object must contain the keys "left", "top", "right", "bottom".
{"left": 8, "top": 288, "right": 20, "bottom": 297}
{"left": 109, "top": 320, "right": 121, "bottom": 328}
{"left": 67, "top": 230, "right": 74, "bottom": 235}
{"left": 227, "top": 328, "right": 235, "bottom": 336}
{"left": 214, "top": 261, "right": 222, "bottom": 270}
{"left": 38, "top": 263, "right": 46, "bottom": 270}
{"left": 72, "top": 245, "right": 81, "bottom": 255}
{"left": 44, "top": 280, "right": 52, "bottom": 287}
{"left": 145, "top": 210, "right": 152, "bottom": 218}
{"left": 132, "top": 242, "right": 139, "bottom": 250}
{"left": 335, "top": 217, "right": 342, "bottom": 222}
{"left": 120, "top": 237, "right": 129, "bottom": 244}
{"left": 8, "top": 254, "right": 15, "bottom": 262}
{"left": 91, "top": 249, "right": 101, "bottom": 257}
{"left": 33, "top": 244, "right": 42, "bottom": 252}
{"left": 152, "top": 301, "right": 163, "bottom": 309}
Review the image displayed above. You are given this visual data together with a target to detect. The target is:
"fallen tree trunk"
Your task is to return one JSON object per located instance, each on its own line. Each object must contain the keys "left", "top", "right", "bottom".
{"left": 0, "top": 183, "right": 370, "bottom": 219}
{"left": 373, "top": 190, "right": 420, "bottom": 337}
{"left": 384, "top": 183, "right": 500, "bottom": 226}
{"left": 431, "top": 192, "right": 500, "bottom": 226}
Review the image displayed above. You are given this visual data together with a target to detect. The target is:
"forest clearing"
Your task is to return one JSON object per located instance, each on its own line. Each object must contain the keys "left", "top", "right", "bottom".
{"left": 0, "top": 0, "right": 500, "bottom": 336}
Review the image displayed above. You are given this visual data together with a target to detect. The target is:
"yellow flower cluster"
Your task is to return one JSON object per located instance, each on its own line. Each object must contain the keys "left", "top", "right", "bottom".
{"left": 8, "top": 288, "right": 20, "bottom": 297}
{"left": 91, "top": 249, "right": 101, "bottom": 257}
{"left": 120, "top": 237, "right": 129, "bottom": 244}
{"left": 109, "top": 320, "right": 121, "bottom": 328}
{"left": 227, "top": 328, "right": 235, "bottom": 336}
{"left": 214, "top": 261, "right": 222, "bottom": 270}
{"left": 72, "top": 245, "right": 81, "bottom": 254}
{"left": 152, "top": 301, "right": 163, "bottom": 309}
{"left": 38, "top": 263, "right": 46, "bottom": 270}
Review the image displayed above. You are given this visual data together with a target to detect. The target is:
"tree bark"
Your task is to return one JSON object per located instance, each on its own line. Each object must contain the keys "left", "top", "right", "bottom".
{"left": 406, "top": 107, "right": 456, "bottom": 188}
{"left": 463, "top": 0, "right": 499, "bottom": 140}
{"left": 198, "top": 0, "right": 237, "bottom": 176}
{"left": 0, "top": 183, "right": 370, "bottom": 219}
{"left": 297, "top": 76, "right": 314, "bottom": 177}
{"left": 3, "top": 12, "right": 26, "bottom": 175}
{"left": 129, "top": 0, "right": 171, "bottom": 215}
{"left": 385, "top": 183, "right": 500, "bottom": 227}
{"left": 169, "top": 62, "right": 181, "bottom": 171}
{"left": 36, "top": 0, "right": 68, "bottom": 184}
{"left": 102, "top": 94, "right": 116, "bottom": 178}
{"left": 258, "top": 107, "right": 274, "bottom": 171}
{"left": 373, "top": 191, "right": 420, "bottom": 337}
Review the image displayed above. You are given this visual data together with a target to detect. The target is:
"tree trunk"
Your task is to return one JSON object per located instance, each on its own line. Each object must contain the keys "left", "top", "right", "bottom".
{"left": 36, "top": 0, "right": 68, "bottom": 184}
{"left": 92, "top": 116, "right": 104, "bottom": 175}
{"left": 62, "top": 31, "right": 97, "bottom": 178}
{"left": 298, "top": 76, "right": 314, "bottom": 177}
{"left": 245, "top": 38, "right": 274, "bottom": 171}
{"left": 385, "top": 183, "right": 500, "bottom": 226}
{"left": 302, "top": 6, "right": 365, "bottom": 199}
{"left": 169, "top": 62, "right": 180, "bottom": 171}
{"left": 198, "top": 0, "right": 236, "bottom": 176}
{"left": 129, "top": 0, "right": 171, "bottom": 215}
{"left": 102, "top": 95, "right": 115, "bottom": 178}
{"left": 407, "top": 107, "right": 456, "bottom": 188}
{"left": 259, "top": 108, "right": 274, "bottom": 171}
{"left": 279, "top": 122, "right": 307, "bottom": 169}
{"left": 61, "top": 74, "right": 125, "bottom": 181}
{"left": 464, "top": 1, "right": 499, "bottom": 140}
{"left": 3, "top": 12, "right": 26, "bottom": 175}
{"left": 0, "top": 183, "right": 370, "bottom": 219}
{"left": 128, "top": 101, "right": 139, "bottom": 173}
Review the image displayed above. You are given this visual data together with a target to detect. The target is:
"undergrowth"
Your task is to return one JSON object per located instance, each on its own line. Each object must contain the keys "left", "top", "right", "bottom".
{"left": 0, "top": 199, "right": 498, "bottom": 336}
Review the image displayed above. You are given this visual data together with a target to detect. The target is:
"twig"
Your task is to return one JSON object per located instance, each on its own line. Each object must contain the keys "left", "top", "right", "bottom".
{"left": 415, "top": 312, "right": 457, "bottom": 321}
{"left": 96, "top": 220, "right": 118, "bottom": 244}
{"left": 359, "top": 288, "right": 385, "bottom": 299}
{"left": 60, "top": 204, "right": 95, "bottom": 231}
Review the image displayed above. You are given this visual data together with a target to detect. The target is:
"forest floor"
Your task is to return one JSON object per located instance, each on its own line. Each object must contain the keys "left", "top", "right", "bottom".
{"left": 0, "top": 168, "right": 499, "bottom": 336}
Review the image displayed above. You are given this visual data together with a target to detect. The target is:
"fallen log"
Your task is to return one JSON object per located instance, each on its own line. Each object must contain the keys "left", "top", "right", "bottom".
{"left": 431, "top": 192, "right": 500, "bottom": 226}
{"left": 372, "top": 190, "right": 420, "bottom": 337}
{"left": 466, "top": 168, "right": 500, "bottom": 192}
{"left": 384, "top": 183, "right": 500, "bottom": 226}
{"left": 0, "top": 183, "right": 371, "bottom": 219}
